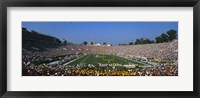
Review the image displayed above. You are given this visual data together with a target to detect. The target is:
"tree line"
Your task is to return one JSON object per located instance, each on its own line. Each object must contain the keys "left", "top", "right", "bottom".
{"left": 127, "top": 29, "right": 177, "bottom": 45}
{"left": 82, "top": 41, "right": 108, "bottom": 45}
{"left": 61, "top": 29, "right": 177, "bottom": 46}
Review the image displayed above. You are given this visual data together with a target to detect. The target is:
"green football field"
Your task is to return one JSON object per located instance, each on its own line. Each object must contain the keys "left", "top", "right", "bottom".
{"left": 67, "top": 54, "right": 146, "bottom": 66}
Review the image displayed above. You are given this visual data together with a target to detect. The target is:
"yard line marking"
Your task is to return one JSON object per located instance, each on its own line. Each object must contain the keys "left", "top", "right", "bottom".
{"left": 63, "top": 55, "right": 86, "bottom": 66}
{"left": 102, "top": 54, "right": 115, "bottom": 63}
{"left": 80, "top": 55, "right": 90, "bottom": 64}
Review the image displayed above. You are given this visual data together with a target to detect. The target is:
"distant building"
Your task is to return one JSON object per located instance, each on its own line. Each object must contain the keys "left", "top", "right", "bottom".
{"left": 107, "top": 44, "right": 111, "bottom": 46}
{"left": 95, "top": 43, "right": 101, "bottom": 46}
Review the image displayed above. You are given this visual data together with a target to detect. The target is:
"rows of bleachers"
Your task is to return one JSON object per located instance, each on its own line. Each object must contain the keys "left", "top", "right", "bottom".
{"left": 22, "top": 27, "right": 61, "bottom": 51}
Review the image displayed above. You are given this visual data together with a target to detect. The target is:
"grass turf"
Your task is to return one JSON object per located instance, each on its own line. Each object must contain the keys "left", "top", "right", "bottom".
{"left": 67, "top": 54, "right": 145, "bottom": 66}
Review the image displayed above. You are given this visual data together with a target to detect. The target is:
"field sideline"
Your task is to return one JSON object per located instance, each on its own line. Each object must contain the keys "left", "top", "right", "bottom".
{"left": 67, "top": 54, "right": 148, "bottom": 67}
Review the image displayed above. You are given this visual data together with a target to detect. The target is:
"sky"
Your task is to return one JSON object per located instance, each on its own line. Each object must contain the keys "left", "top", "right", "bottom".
{"left": 22, "top": 22, "right": 178, "bottom": 45}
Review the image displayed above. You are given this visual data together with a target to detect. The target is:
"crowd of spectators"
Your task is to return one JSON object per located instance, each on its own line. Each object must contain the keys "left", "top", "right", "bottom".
{"left": 23, "top": 63, "right": 177, "bottom": 76}
{"left": 22, "top": 40, "right": 178, "bottom": 76}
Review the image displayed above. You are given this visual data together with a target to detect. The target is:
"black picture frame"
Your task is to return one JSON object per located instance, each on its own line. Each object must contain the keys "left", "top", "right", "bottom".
{"left": 0, "top": 0, "right": 199, "bottom": 98}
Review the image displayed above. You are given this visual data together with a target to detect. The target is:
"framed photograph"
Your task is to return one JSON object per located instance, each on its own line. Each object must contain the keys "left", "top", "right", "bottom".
{"left": 0, "top": 0, "right": 199, "bottom": 98}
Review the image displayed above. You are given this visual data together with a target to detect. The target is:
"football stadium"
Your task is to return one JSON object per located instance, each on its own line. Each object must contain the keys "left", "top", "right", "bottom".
{"left": 22, "top": 22, "right": 178, "bottom": 76}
